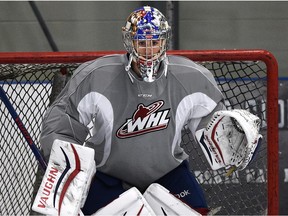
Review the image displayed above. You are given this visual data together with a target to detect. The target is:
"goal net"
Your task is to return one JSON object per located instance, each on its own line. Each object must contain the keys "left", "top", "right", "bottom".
{"left": 0, "top": 50, "right": 278, "bottom": 215}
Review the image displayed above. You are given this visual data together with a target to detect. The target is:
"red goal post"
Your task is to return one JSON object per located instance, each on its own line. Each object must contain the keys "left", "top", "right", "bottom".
{"left": 0, "top": 49, "right": 278, "bottom": 215}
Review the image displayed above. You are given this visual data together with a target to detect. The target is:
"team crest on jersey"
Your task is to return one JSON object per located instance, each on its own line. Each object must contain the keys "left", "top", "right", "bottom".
{"left": 116, "top": 100, "right": 170, "bottom": 138}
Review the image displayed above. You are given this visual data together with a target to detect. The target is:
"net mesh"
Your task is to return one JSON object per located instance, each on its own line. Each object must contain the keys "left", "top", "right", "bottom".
{"left": 182, "top": 61, "right": 267, "bottom": 215}
{"left": 0, "top": 56, "right": 268, "bottom": 215}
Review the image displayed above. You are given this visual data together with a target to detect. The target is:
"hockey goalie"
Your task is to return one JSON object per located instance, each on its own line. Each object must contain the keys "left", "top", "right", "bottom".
{"left": 32, "top": 5, "right": 262, "bottom": 216}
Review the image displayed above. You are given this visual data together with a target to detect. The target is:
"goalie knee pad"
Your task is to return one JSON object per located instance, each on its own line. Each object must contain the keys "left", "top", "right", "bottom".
{"left": 92, "top": 184, "right": 201, "bottom": 216}
{"left": 32, "top": 139, "right": 96, "bottom": 216}
{"left": 143, "top": 183, "right": 201, "bottom": 216}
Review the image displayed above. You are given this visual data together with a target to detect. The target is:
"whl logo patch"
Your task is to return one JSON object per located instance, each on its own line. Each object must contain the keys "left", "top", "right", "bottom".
{"left": 116, "top": 100, "right": 170, "bottom": 138}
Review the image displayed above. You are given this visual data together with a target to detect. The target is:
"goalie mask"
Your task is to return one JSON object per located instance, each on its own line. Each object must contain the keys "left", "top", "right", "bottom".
{"left": 122, "top": 6, "right": 171, "bottom": 82}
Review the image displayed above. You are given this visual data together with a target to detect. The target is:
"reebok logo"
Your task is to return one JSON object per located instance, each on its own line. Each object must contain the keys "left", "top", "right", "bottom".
{"left": 116, "top": 100, "right": 170, "bottom": 138}
{"left": 175, "top": 189, "right": 190, "bottom": 199}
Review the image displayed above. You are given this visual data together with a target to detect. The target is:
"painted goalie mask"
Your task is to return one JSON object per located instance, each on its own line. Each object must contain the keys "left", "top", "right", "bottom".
{"left": 122, "top": 6, "right": 171, "bottom": 82}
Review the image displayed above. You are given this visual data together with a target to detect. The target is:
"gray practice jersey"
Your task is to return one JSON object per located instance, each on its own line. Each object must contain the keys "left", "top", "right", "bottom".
{"left": 40, "top": 54, "right": 224, "bottom": 190}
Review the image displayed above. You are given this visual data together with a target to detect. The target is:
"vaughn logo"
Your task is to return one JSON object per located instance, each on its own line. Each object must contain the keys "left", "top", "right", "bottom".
{"left": 116, "top": 100, "right": 170, "bottom": 138}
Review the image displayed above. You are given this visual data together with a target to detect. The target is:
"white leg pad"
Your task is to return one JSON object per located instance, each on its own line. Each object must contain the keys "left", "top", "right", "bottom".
{"left": 143, "top": 183, "right": 202, "bottom": 216}
{"left": 93, "top": 187, "right": 156, "bottom": 216}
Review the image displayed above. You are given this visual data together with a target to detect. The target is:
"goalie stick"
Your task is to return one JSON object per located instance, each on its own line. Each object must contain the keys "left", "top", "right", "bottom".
{"left": 0, "top": 85, "right": 47, "bottom": 170}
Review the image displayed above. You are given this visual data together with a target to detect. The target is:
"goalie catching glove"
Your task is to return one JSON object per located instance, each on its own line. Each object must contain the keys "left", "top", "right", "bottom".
{"left": 32, "top": 139, "right": 96, "bottom": 216}
{"left": 195, "top": 109, "right": 262, "bottom": 171}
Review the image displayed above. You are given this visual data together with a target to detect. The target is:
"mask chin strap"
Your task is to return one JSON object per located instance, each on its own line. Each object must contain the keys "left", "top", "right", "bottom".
{"left": 125, "top": 54, "right": 135, "bottom": 83}
{"left": 125, "top": 53, "right": 133, "bottom": 72}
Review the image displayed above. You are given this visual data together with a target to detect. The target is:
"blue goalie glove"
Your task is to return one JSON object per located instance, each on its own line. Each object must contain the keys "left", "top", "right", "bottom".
{"left": 195, "top": 109, "right": 262, "bottom": 171}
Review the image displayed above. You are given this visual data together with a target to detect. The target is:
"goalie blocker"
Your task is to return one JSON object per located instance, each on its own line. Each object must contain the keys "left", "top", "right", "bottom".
{"left": 195, "top": 109, "right": 262, "bottom": 171}
{"left": 32, "top": 139, "right": 96, "bottom": 215}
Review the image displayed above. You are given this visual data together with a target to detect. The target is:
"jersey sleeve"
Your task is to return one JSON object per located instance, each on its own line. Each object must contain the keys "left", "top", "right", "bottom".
{"left": 40, "top": 61, "right": 94, "bottom": 160}
{"left": 185, "top": 70, "right": 226, "bottom": 136}
{"left": 168, "top": 55, "right": 226, "bottom": 135}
